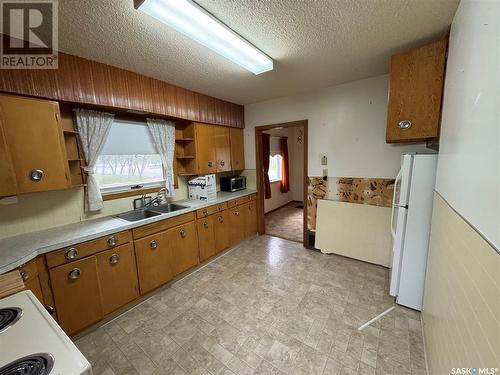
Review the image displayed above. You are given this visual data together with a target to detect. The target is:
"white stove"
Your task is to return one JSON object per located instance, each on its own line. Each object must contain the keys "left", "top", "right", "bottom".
{"left": 0, "top": 290, "right": 92, "bottom": 375}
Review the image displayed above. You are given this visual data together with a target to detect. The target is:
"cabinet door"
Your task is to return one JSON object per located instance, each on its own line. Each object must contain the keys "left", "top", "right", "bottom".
{"left": 197, "top": 217, "right": 216, "bottom": 262}
{"left": 24, "top": 276, "right": 44, "bottom": 304}
{"left": 0, "top": 94, "right": 70, "bottom": 193}
{"left": 228, "top": 206, "right": 245, "bottom": 246}
{"left": 169, "top": 221, "right": 199, "bottom": 276}
{"left": 134, "top": 232, "right": 172, "bottom": 295}
{"left": 230, "top": 128, "right": 245, "bottom": 171}
{"left": 49, "top": 257, "right": 103, "bottom": 334}
{"left": 244, "top": 201, "right": 258, "bottom": 238}
{"left": 195, "top": 123, "right": 217, "bottom": 174}
{"left": 386, "top": 39, "right": 447, "bottom": 143}
{"left": 0, "top": 120, "right": 17, "bottom": 197}
{"left": 96, "top": 244, "right": 139, "bottom": 315}
{"left": 215, "top": 126, "right": 231, "bottom": 172}
{"left": 214, "top": 211, "right": 230, "bottom": 253}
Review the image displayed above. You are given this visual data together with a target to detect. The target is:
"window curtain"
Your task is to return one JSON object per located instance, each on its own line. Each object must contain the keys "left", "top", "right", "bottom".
{"left": 262, "top": 133, "right": 271, "bottom": 199}
{"left": 74, "top": 109, "right": 114, "bottom": 211}
{"left": 280, "top": 136, "right": 290, "bottom": 193}
{"left": 146, "top": 118, "right": 176, "bottom": 197}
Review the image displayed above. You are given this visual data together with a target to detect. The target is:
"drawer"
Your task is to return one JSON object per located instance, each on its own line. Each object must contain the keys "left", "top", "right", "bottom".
{"left": 46, "top": 231, "right": 131, "bottom": 268}
{"left": 196, "top": 202, "right": 227, "bottom": 218}
{"left": 227, "top": 194, "right": 256, "bottom": 208}
{"left": 17, "top": 258, "right": 38, "bottom": 282}
{"left": 132, "top": 212, "right": 196, "bottom": 239}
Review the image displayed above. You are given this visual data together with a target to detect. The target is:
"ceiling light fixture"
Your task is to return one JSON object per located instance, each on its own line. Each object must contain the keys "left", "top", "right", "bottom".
{"left": 134, "top": 0, "right": 274, "bottom": 75}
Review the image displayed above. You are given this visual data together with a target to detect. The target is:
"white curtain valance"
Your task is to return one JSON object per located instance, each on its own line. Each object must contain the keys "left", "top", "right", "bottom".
{"left": 74, "top": 108, "right": 114, "bottom": 211}
{"left": 146, "top": 118, "right": 176, "bottom": 197}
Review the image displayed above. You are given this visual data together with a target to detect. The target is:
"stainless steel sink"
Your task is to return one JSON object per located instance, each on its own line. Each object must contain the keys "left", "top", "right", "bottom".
{"left": 116, "top": 203, "right": 188, "bottom": 222}
{"left": 150, "top": 203, "right": 188, "bottom": 214}
{"left": 116, "top": 209, "right": 162, "bottom": 222}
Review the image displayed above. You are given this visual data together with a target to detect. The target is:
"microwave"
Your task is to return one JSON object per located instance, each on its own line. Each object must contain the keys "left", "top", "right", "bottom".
{"left": 220, "top": 176, "right": 246, "bottom": 192}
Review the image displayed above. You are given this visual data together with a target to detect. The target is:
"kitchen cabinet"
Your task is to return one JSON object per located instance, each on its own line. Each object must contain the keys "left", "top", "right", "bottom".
{"left": 0, "top": 121, "right": 17, "bottom": 197}
{"left": 96, "top": 244, "right": 139, "bottom": 315}
{"left": 195, "top": 123, "right": 217, "bottom": 174}
{"left": 386, "top": 39, "right": 447, "bottom": 143}
{"left": 197, "top": 216, "right": 216, "bottom": 262}
{"left": 0, "top": 94, "right": 70, "bottom": 194}
{"left": 214, "top": 210, "right": 230, "bottom": 253}
{"left": 49, "top": 256, "right": 103, "bottom": 335}
{"left": 17, "top": 260, "right": 44, "bottom": 304}
{"left": 244, "top": 200, "right": 258, "bottom": 238}
{"left": 228, "top": 206, "right": 245, "bottom": 247}
{"left": 215, "top": 126, "right": 232, "bottom": 172}
{"left": 169, "top": 221, "right": 199, "bottom": 276}
{"left": 134, "top": 231, "right": 173, "bottom": 295}
{"left": 230, "top": 128, "right": 245, "bottom": 171}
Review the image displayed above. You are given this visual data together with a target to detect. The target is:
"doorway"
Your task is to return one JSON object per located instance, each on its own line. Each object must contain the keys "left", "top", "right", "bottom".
{"left": 255, "top": 120, "right": 308, "bottom": 245}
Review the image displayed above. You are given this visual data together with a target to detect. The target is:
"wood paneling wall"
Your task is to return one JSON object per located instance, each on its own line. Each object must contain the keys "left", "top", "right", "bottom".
{"left": 0, "top": 52, "right": 244, "bottom": 128}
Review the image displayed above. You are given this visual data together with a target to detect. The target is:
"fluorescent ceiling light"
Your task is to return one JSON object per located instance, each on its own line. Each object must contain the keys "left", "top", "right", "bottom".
{"left": 134, "top": 0, "right": 274, "bottom": 75}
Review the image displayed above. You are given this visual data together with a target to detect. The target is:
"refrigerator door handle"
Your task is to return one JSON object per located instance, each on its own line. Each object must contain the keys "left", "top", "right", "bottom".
{"left": 390, "top": 168, "right": 403, "bottom": 238}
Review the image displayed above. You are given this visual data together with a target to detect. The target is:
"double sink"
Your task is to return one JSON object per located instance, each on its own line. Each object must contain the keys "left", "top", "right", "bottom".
{"left": 116, "top": 203, "right": 189, "bottom": 222}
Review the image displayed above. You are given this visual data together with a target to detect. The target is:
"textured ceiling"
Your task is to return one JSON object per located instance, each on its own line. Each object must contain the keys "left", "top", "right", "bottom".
{"left": 58, "top": 0, "right": 459, "bottom": 105}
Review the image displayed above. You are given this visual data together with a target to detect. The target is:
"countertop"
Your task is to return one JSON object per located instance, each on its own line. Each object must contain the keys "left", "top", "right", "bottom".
{"left": 0, "top": 189, "right": 257, "bottom": 274}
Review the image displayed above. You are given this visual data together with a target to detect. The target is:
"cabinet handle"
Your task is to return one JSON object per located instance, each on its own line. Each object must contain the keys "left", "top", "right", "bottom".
{"left": 107, "top": 235, "right": 118, "bottom": 247}
{"left": 180, "top": 229, "right": 187, "bottom": 238}
{"left": 109, "top": 253, "right": 120, "bottom": 264}
{"left": 218, "top": 216, "right": 224, "bottom": 223}
{"left": 234, "top": 211, "right": 239, "bottom": 216}
{"left": 68, "top": 268, "right": 81, "bottom": 280}
{"left": 208, "top": 161, "right": 213, "bottom": 168}
{"left": 203, "top": 209, "right": 209, "bottom": 216}
{"left": 20, "top": 270, "right": 29, "bottom": 281}
{"left": 149, "top": 240, "right": 158, "bottom": 249}
{"left": 203, "top": 221, "right": 209, "bottom": 229}
{"left": 29, "top": 169, "right": 44, "bottom": 182}
{"left": 218, "top": 205, "right": 223, "bottom": 211}
{"left": 220, "top": 160, "right": 225, "bottom": 167}
{"left": 398, "top": 120, "right": 412, "bottom": 130}
{"left": 44, "top": 305, "right": 55, "bottom": 315}
{"left": 65, "top": 247, "right": 79, "bottom": 260}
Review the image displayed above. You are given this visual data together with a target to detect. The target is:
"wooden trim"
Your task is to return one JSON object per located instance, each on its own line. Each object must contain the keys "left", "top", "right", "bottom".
{"left": 255, "top": 120, "right": 308, "bottom": 246}
{"left": 102, "top": 186, "right": 162, "bottom": 201}
{"left": 263, "top": 200, "right": 295, "bottom": 215}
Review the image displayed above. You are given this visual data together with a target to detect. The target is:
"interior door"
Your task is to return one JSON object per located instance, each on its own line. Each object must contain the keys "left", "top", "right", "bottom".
{"left": 215, "top": 126, "right": 231, "bottom": 172}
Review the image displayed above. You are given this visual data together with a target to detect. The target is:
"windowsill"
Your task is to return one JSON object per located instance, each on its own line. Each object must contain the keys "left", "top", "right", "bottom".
{"left": 270, "top": 180, "right": 281, "bottom": 184}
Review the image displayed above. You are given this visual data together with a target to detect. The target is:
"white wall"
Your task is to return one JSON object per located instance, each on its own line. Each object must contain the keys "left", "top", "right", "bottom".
{"left": 434, "top": 0, "right": 500, "bottom": 250}
{"left": 244, "top": 75, "right": 429, "bottom": 179}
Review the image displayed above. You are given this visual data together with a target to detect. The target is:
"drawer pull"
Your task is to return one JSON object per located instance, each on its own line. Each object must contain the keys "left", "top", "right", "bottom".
{"left": 203, "top": 221, "right": 209, "bottom": 229}
{"left": 107, "top": 235, "right": 118, "bottom": 247}
{"left": 29, "top": 169, "right": 44, "bottom": 182}
{"left": 65, "top": 247, "right": 79, "bottom": 260}
{"left": 109, "top": 253, "right": 120, "bottom": 264}
{"left": 218, "top": 216, "right": 224, "bottom": 223}
{"left": 208, "top": 161, "right": 213, "bottom": 168}
{"left": 234, "top": 211, "right": 239, "bottom": 216}
{"left": 180, "top": 229, "right": 187, "bottom": 238}
{"left": 220, "top": 160, "right": 225, "bottom": 167}
{"left": 20, "top": 270, "right": 29, "bottom": 281}
{"left": 150, "top": 240, "right": 158, "bottom": 249}
{"left": 203, "top": 209, "right": 209, "bottom": 217}
{"left": 68, "top": 268, "right": 81, "bottom": 280}
{"left": 218, "top": 205, "right": 223, "bottom": 211}
{"left": 398, "top": 120, "right": 412, "bottom": 130}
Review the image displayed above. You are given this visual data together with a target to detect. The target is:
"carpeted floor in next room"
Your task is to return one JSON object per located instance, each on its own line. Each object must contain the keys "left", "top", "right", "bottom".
{"left": 75, "top": 235, "right": 427, "bottom": 375}
{"left": 265, "top": 201, "right": 304, "bottom": 243}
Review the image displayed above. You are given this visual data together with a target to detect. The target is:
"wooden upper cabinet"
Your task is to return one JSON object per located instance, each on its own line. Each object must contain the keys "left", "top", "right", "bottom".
{"left": 230, "top": 128, "right": 245, "bottom": 170}
{"left": 195, "top": 123, "right": 217, "bottom": 174}
{"left": 386, "top": 39, "right": 447, "bottom": 143}
{"left": 0, "top": 94, "right": 70, "bottom": 194}
{"left": 215, "top": 126, "right": 231, "bottom": 172}
{"left": 0, "top": 120, "right": 17, "bottom": 197}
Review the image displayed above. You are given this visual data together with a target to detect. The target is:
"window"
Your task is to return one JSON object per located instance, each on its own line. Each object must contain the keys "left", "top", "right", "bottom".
{"left": 94, "top": 120, "right": 164, "bottom": 193}
{"left": 268, "top": 154, "right": 282, "bottom": 183}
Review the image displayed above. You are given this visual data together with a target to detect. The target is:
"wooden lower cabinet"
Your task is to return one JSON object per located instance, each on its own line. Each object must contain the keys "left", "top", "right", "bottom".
{"left": 96, "top": 244, "right": 139, "bottom": 315}
{"left": 214, "top": 211, "right": 229, "bottom": 253}
{"left": 244, "top": 201, "right": 258, "bottom": 237}
{"left": 24, "top": 276, "right": 44, "bottom": 303}
{"left": 169, "top": 221, "right": 199, "bottom": 276}
{"left": 197, "top": 217, "right": 216, "bottom": 262}
{"left": 229, "top": 206, "right": 245, "bottom": 246}
{"left": 134, "top": 231, "right": 172, "bottom": 295}
{"left": 49, "top": 257, "right": 103, "bottom": 335}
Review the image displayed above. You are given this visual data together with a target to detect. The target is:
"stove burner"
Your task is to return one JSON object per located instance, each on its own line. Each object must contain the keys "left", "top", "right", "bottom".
{"left": 0, "top": 353, "right": 54, "bottom": 375}
{"left": 0, "top": 308, "right": 22, "bottom": 333}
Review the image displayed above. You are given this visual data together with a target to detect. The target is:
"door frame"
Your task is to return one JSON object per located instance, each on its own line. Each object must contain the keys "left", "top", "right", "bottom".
{"left": 255, "top": 120, "right": 308, "bottom": 245}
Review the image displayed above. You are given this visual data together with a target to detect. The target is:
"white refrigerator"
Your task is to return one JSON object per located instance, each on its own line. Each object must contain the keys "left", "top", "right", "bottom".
{"left": 389, "top": 153, "right": 437, "bottom": 311}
